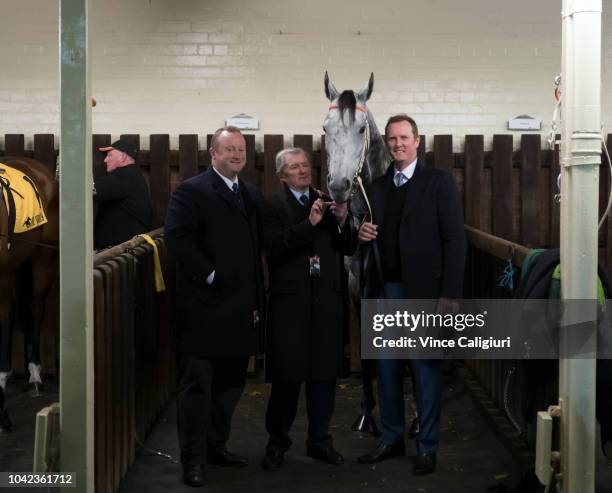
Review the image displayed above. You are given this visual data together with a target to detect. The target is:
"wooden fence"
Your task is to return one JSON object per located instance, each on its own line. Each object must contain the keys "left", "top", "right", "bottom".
{"left": 5, "top": 133, "right": 612, "bottom": 482}
{"left": 93, "top": 230, "right": 175, "bottom": 493}
{"left": 462, "top": 228, "right": 534, "bottom": 465}
{"left": 3, "top": 132, "right": 612, "bottom": 256}
{"left": 4, "top": 131, "right": 612, "bottom": 377}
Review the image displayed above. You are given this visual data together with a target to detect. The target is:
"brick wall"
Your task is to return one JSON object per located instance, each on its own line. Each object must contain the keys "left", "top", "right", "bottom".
{"left": 0, "top": 0, "right": 610, "bottom": 150}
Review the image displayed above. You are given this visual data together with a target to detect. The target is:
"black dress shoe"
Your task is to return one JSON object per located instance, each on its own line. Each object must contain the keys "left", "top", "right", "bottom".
{"left": 408, "top": 418, "right": 420, "bottom": 439}
{"left": 182, "top": 464, "right": 205, "bottom": 487}
{"left": 207, "top": 449, "right": 248, "bottom": 467}
{"left": 261, "top": 448, "right": 285, "bottom": 471}
{"left": 357, "top": 441, "right": 405, "bottom": 464}
{"left": 413, "top": 453, "right": 436, "bottom": 476}
{"left": 306, "top": 445, "right": 344, "bottom": 465}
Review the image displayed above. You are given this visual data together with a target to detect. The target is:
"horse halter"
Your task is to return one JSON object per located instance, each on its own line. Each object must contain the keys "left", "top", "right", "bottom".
{"left": 327, "top": 103, "right": 373, "bottom": 218}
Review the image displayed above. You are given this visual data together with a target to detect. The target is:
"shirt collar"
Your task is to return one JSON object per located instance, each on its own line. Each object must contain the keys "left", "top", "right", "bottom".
{"left": 212, "top": 165, "right": 238, "bottom": 191}
{"left": 288, "top": 187, "right": 309, "bottom": 203}
{"left": 393, "top": 158, "right": 418, "bottom": 181}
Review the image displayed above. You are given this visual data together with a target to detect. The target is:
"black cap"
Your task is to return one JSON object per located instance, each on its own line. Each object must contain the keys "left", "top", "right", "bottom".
{"left": 99, "top": 139, "right": 138, "bottom": 159}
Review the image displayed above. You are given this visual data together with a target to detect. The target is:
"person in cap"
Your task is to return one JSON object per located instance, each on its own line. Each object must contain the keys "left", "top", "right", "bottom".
{"left": 94, "top": 139, "right": 152, "bottom": 249}
{"left": 258, "top": 147, "right": 357, "bottom": 471}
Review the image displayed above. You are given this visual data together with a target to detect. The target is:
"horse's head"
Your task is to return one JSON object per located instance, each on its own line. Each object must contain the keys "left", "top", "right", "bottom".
{"left": 323, "top": 72, "right": 374, "bottom": 204}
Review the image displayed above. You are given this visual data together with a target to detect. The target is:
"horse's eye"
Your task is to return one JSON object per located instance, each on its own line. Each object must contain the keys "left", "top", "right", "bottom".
{"left": 359, "top": 126, "right": 366, "bottom": 134}
{"left": 322, "top": 126, "right": 327, "bottom": 133}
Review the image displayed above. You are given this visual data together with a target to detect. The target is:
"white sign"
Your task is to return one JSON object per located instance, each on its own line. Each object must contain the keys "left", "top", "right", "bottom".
{"left": 508, "top": 115, "right": 541, "bottom": 131}
{"left": 226, "top": 114, "right": 259, "bottom": 130}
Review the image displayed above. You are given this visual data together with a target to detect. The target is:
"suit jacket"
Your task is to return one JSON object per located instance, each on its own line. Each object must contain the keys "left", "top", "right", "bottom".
{"left": 94, "top": 164, "right": 152, "bottom": 249}
{"left": 366, "top": 160, "right": 466, "bottom": 299}
{"left": 164, "top": 167, "right": 264, "bottom": 358}
{"left": 260, "top": 185, "right": 357, "bottom": 381}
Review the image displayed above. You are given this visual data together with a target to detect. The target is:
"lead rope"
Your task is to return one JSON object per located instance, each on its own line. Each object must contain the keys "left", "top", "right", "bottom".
{"left": 328, "top": 103, "right": 386, "bottom": 296}
{"left": 354, "top": 118, "right": 372, "bottom": 217}
{"left": 352, "top": 118, "right": 386, "bottom": 297}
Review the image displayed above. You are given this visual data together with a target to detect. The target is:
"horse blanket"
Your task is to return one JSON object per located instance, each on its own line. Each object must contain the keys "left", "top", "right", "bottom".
{"left": 0, "top": 163, "right": 47, "bottom": 234}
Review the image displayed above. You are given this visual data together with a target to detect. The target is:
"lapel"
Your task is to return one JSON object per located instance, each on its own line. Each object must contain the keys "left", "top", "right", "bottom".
{"left": 208, "top": 167, "right": 247, "bottom": 217}
{"left": 371, "top": 165, "right": 394, "bottom": 225}
{"left": 282, "top": 184, "right": 310, "bottom": 223}
{"left": 239, "top": 179, "right": 260, "bottom": 246}
{"left": 400, "top": 159, "right": 428, "bottom": 222}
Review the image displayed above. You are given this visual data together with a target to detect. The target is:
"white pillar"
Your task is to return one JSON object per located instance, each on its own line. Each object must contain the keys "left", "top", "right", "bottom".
{"left": 559, "top": 1, "right": 601, "bottom": 492}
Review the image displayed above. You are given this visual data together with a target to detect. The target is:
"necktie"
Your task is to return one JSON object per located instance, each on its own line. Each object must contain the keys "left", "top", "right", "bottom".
{"left": 232, "top": 182, "right": 246, "bottom": 213}
{"left": 394, "top": 173, "right": 407, "bottom": 188}
{"left": 299, "top": 194, "right": 309, "bottom": 208}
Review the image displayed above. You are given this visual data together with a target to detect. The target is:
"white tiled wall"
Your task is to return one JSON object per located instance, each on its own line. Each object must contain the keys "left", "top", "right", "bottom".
{"left": 0, "top": 0, "right": 610, "bottom": 150}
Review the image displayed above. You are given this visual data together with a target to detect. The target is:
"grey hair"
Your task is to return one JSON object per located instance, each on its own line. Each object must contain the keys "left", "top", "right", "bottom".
{"left": 275, "top": 147, "right": 308, "bottom": 173}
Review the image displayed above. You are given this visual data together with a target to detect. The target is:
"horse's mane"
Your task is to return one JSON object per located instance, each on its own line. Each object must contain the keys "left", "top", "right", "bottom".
{"left": 337, "top": 90, "right": 356, "bottom": 125}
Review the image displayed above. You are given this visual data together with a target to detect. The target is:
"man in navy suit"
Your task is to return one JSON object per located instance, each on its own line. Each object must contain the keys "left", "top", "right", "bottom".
{"left": 165, "top": 126, "right": 264, "bottom": 487}
{"left": 356, "top": 115, "right": 466, "bottom": 476}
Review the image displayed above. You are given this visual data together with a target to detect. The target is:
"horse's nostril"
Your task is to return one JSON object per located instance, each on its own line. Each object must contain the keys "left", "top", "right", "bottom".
{"left": 344, "top": 178, "right": 350, "bottom": 189}
{"left": 327, "top": 175, "right": 332, "bottom": 185}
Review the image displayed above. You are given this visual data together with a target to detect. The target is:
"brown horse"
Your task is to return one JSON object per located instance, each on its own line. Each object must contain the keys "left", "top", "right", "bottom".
{"left": 0, "top": 157, "right": 58, "bottom": 432}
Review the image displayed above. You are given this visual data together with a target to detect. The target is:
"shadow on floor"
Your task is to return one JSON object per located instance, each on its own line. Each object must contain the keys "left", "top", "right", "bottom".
{"left": 120, "top": 372, "right": 524, "bottom": 493}
{"left": 1, "top": 371, "right": 610, "bottom": 492}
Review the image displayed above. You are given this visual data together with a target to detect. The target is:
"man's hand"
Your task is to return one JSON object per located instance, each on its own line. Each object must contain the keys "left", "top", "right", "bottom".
{"left": 309, "top": 198, "right": 329, "bottom": 226}
{"left": 330, "top": 201, "right": 348, "bottom": 226}
{"left": 358, "top": 221, "right": 378, "bottom": 242}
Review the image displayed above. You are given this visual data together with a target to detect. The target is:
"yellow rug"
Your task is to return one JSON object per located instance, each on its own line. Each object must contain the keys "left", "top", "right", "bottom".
{"left": 0, "top": 163, "right": 47, "bottom": 234}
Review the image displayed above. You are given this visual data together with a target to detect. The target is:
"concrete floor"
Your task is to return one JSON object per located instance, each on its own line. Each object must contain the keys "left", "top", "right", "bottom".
{"left": 0, "top": 379, "right": 59, "bottom": 493}
{"left": 1, "top": 371, "right": 611, "bottom": 493}
{"left": 119, "top": 373, "right": 525, "bottom": 493}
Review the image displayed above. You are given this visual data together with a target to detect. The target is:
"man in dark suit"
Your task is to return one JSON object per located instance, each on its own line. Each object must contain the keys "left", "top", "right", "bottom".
{"left": 356, "top": 115, "right": 466, "bottom": 476}
{"left": 259, "top": 147, "right": 357, "bottom": 471}
{"left": 94, "top": 139, "right": 152, "bottom": 249}
{"left": 164, "top": 126, "right": 264, "bottom": 488}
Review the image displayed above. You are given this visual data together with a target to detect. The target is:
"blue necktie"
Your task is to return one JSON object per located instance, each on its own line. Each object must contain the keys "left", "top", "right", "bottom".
{"left": 394, "top": 173, "right": 407, "bottom": 187}
{"left": 232, "top": 182, "right": 239, "bottom": 194}
{"left": 299, "top": 194, "right": 309, "bottom": 208}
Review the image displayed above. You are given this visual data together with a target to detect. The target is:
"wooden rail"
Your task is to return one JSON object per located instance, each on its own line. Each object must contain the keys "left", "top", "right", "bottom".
{"left": 463, "top": 227, "right": 541, "bottom": 467}
{"left": 93, "top": 229, "right": 175, "bottom": 493}
{"left": 464, "top": 225, "right": 530, "bottom": 268}
{"left": 94, "top": 228, "right": 164, "bottom": 266}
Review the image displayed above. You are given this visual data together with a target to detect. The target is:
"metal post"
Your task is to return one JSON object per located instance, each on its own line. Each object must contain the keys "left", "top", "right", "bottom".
{"left": 59, "top": 0, "right": 94, "bottom": 492}
{"left": 559, "top": 1, "right": 601, "bottom": 491}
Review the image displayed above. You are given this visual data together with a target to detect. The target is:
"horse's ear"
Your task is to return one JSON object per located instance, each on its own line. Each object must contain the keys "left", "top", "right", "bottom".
{"left": 324, "top": 71, "right": 339, "bottom": 101}
{"left": 357, "top": 72, "right": 374, "bottom": 101}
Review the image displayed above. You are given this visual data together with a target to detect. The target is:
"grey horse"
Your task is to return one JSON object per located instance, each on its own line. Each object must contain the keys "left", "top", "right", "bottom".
{"left": 323, "top": 72, "right": 390, "bottom": 296}
{"left": 323, "top": 72, "right": 390, "bottom": 434}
